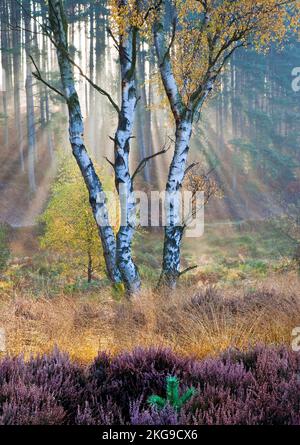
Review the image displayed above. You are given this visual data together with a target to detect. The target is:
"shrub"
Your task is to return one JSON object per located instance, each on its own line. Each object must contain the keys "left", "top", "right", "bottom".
{"left": 39, "top": 152, "right": 117, "bottom": 283}
{"left": 0, "top": 348, "right": 86, "bottom": 424}
{"left": 0, "top": 346, "right": 300, "bottom": 425}
{"left": 148, "top": 376, "right": 196, "bottom": 411}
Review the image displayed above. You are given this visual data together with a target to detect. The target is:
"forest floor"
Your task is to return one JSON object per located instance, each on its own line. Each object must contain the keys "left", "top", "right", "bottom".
{"left": 0, "top": 206, "right": 299, "bottom": 425}
{"left": 0, "top": 219, "right": 298, "bottom": 363}
{"left": 0, "top": 266, "right": 298, "bottom": 363}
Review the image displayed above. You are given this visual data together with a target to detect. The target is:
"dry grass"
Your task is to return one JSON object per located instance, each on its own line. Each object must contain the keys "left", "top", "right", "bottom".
{"left": 0, "top": 271, "right": 299, "bottom": 363}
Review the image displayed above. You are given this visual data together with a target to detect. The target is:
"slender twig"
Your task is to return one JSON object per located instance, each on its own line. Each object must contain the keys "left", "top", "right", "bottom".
{"left": 30, "top": 55, "right": 65, "bottom": 98}
{"left": 184, "top": 162, "right": 200, "bottom": 177}
{"left": 61, "top": 50, "right": 120, "bottom": 114}
{"left": 179, "top": 265, "right": 198, "bottom": 277}
{"left": 107, "top": 27, "right": 119, "bottom": 50}
{"left": 162, "top": 18, "right": 177, "bottom": 66}
{"left": 104, "top": 157, "right": 115, "bottom": 170}
{"left": 22, "top": 2, "right": 120, "bottom": 114}
{"left": 132, "top": 145, "right": 170, "bottom": 181}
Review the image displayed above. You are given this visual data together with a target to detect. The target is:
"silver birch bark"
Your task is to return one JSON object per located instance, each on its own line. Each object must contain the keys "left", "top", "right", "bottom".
{"left": 153, "top": 14, "right": 190, "bottom": 288}
{"left": 47, "top": 0, "right": 122, "bottom": 285}
{"left": 114, "top": 14, "right": 141, "bottom": 294}
{"left": 154, "top": 5, "right": 212, "bottom": 289}
{"left": 154, "top": 0, "right": 220, "bottom": 289}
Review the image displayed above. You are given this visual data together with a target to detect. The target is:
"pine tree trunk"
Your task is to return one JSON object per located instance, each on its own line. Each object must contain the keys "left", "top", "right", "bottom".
{"left": 136, "top": 40, "right": 150, "bottom": 183}
{"left": 1, "top": 0, "right": 9, "bottom": 149}
{"left": 23, "top": 0, "right": 37, "bottom": 194}
{"left": 11, "top": 0, "right": 25, "bottom": 171}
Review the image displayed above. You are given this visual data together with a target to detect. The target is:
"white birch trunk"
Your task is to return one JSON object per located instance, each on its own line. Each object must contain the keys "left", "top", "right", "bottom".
{"left": 154, "top": 10, "right": 192, "bottom": 288}
{"left": 159, "top": 119, "right": 193, "bottom": 288}
{"left": 154, "top": 3, "right": 217, "bottom": 288}
{"left": 114, "top": 23, "right": 141, "bottom": 294}
{"left": 48, "top": 0, "right": 122, "bottom": 285}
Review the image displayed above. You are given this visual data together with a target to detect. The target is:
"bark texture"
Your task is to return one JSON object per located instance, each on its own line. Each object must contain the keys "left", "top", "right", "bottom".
{"left": 48, "top": 0, "right": 121, "bottom": 285}
{"left": 154, "top": 12, "right": 191, "bottom": 288}
{"left": 154, "top": 2, "right": 216, "bottom": 289}
{"left": 114, "top": 14, "right": 141, "bottom": 294}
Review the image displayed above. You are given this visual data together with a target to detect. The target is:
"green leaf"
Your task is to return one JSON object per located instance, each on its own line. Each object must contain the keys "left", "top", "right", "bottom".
{"left": 147, "top": 395, "right": 166, "bottom": 409}
{"left": 178, "top": 387, "right": 197, "bottom": 409}
{"left": 166, "top": 376, "right": 179, "bottom": 406}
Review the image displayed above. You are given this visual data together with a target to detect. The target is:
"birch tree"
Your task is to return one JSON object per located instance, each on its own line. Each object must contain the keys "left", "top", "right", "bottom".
{"left": 103, "top": 0, "right": 142, "bottom": 293}
{"left": 46, "top": 0, "right": 122, "bottom": 286}
{"left": 153, "top": 0, "right": 300, "bottom": 289}
{"left": 45, "top": 0, "right": 151, "bottom": 294}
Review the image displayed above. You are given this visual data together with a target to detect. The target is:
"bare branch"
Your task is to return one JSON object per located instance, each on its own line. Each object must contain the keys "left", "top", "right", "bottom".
{"left": 107, "top": 27, "right": 120, "bottom": 50}
{"left": 30, "top": 55, "right": 65, "bottom": 98}
{"left": 184, "top": 162, "right": 200, "bottom": 177}
{"left": 63, "top": 52, "right": 120, "bottom": 114}
{"left": 162, "top": 18, "right": 177, "bottom": 66}
{"left": 179, "top": 265, "right": 198, "bottom": 277}
{"left": 132, "top": 145, "right": 170, "bottom": 181}
{"left": 104, "top": 157, "right": 115, "bottom": 170}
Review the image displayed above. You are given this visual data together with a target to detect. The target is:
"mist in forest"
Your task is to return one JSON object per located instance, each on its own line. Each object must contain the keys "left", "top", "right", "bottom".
{"left": 1, "top": 0, "right": 299, "bottom": 230}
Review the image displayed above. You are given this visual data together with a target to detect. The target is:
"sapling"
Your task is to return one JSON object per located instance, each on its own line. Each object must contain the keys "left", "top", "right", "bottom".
{"left": 148, "top": 376, "right": 196, "bottom": 412}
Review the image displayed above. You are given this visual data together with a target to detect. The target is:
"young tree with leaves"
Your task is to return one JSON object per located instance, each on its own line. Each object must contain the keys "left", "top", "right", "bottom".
{"left": 44, "top": 0, "right": 164, "bottom": 295}
{"left": 40, "top": 154, "right": 116, "bottom": 282}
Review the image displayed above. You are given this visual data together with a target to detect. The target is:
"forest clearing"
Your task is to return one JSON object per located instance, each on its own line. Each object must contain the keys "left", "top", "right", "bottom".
{"left": 0, "top": 0, "right": 300, "bottom": 430}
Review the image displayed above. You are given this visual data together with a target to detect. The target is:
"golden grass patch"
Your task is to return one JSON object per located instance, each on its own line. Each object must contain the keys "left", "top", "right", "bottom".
{"left": 0, "top": 271, "right": 299, "bottom": 363}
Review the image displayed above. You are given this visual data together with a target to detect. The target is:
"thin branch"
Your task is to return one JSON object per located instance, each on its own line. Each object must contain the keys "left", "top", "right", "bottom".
{"left": 162, "top": 18, "right": 177, "bottom": 66}
{"left": 28, "top": 9, "right": 120, "bottom": 114}
{"left": 62, "top": 51, "right": 120, "bottom": 114}
{"left": 104, "top": 157, "right": 115, "bottom": 170}
{"left": 184, "top": 162, "right": 200, "bottom": 177}
{"left": 30, "top": 55, "right": 65, "bottom": 98}
{"left": 143, "top": 0, "right": 163, "bottom": 23}
{"left": 132, "top": 145, "right": 170, "bottom": 181}
{"left": 107, "top": 27, "right": 120, "bottom": 50}
{"left": 179, "top": 265, "right": 198, "bottom": 277}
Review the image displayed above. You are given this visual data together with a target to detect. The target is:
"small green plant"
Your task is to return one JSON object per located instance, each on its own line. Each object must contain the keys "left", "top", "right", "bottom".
{"left": 148, "top": 376, "right": 196, "bottom": 412}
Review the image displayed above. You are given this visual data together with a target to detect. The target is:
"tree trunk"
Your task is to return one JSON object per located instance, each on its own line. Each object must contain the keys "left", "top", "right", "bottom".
{"left": 158, "top": 119, "right": 192, "bottom": 288}
{"left": 154, "top": 4, "right": 216, "bottom": 289}
{"left": 114, "top": 22, "right": 141, "bottom": 295}
{"left": 11, "top": 0, "right": 25, "bottom": 171}
{"left": 87, "top": 252, "right": 93, "bottom": 283}
{"left": 24, "top": 0, "right": 37, "bottom": 194}
{"left": 154, "top": 11, "right": 191, "bottom": 289}
{"left": 1, "top": 0, "right": 9, "bottom": 150}
{"left": 136, "top": 40, "right": 150, "bottom": 183}
{"left": 48, "top": 0, "right": 122, "bottom": 285}
{"left": 88, "top": 3, "right": 95, "bottom": 152}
